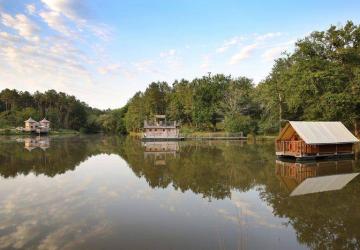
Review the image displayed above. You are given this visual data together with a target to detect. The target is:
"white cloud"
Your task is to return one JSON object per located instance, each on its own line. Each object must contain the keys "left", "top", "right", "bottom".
{"left": 39, "top": 10, "right": 73, "bottom": 36}
{"left": 97, "top": 63, "right": 123, "bottom": 75}
{"left": 216, "top": 36, "right": 244, "bottom": 53}
{"left": 255, "top": 32, "right": 282, "bottom": 41}
{"left": 0, "top": 32, "right": 20, "bottom": 43}
{"left": 26, "top": 4, "right": 36, "bottom": 15}
{"left": 261, "top": 46, "right": 285, "bottom": 61}
{"left": 133, "top": 60, "right": 159, "bottom": 74}
{"left": 40, "top": 0, "right": 88, "bottom": 21}
{"left": 40, "top": 0, "right": 111, "bottom": 40}
{"left": 1, "top": 13, "right": 40, "bottom": 41}
{"left": 229, "top": 44, "right": 258, "bottom": 65}
{"left": 160, "top": 49, "right": 177, "bottom": 58}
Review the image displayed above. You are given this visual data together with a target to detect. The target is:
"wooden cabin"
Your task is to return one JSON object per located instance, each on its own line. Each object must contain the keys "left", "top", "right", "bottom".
{"left": 143, "top": 115, "right": 182, "bottom": 141}
{"left": 276, "top": 121, "right": 359, "bottom": 160}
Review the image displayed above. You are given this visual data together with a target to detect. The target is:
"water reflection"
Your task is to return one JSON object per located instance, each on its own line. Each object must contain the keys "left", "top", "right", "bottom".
{"left": 275, "top": 160, "right": 358, "bottom": 196}
{"left": 142, "top": 141, "right": 179, "bottom": 166}
{"left": 0, "top": 136, "right": 359, "bottom": 249}
{"left": 17, "top": 136, "right": 50, "bottom": 151}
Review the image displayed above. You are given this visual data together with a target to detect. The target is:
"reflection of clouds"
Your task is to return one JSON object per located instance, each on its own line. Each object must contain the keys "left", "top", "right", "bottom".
{"left": 98, "top": 186, "right": 119, "bottom": 198}
{"left": 132, "top": 188, "right": 154, "bottom": 201}
{"left": 0, "top": 156, "right": 118, "bottom": 249}
{"left": 216, "top": 192, "right": 284, "bottom": 229}
{"left": 38, "top": 223, "right": 109, "bottom": 250}
{"left": 0, "top": 220, "right": 40, "bottom": 249}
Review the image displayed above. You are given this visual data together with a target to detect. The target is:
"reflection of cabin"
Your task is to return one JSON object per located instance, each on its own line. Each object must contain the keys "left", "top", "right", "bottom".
{"left": 275, "top": 160, "right": 359, "bottom": 196}
{"left": 142, "top": 141, "right": 179, "bottom": 166}
{"left": 24, "top": 118, "right": 50, "bottom": 134}
{"left": 143, "top": 115, "right": 181, "bottom": 141}
{"left": 276, "top": 121, "right": 359, "bottom": 160}
{"left": 24, "top": 137, "right": 50, "bottom": 151}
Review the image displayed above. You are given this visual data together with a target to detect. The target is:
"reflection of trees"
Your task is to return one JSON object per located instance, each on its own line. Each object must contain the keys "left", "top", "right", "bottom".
{"left": 120, "top": 139, "right": 275, "bottom": 200}
{"left": 1, "top": 136, "right": 360, "bottom": 249}
{"left": 260, "top": 161, "right": 360, "bottom": 250}
{"left": 0, "top": 136, "right": 122, "bottom": 178}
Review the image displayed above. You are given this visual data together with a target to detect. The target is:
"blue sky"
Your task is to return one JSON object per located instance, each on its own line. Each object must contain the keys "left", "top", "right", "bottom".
{"left": 0, "top": 0, "right": 359, "bottom": 109}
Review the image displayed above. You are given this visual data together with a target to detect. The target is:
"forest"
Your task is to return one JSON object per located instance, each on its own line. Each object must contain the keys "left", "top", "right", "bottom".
{"left": 1, "top": 21, "right": 359, "bottom": 136}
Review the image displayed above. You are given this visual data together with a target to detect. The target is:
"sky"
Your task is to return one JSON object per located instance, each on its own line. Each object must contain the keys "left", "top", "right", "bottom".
{"left": 0, "top": 0, "right": 359, "bottom": 109}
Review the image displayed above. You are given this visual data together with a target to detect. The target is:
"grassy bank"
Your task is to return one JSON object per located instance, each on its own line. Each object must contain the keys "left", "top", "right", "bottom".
{"left": 0, "top": 128, "right": 79, "bottom": 136}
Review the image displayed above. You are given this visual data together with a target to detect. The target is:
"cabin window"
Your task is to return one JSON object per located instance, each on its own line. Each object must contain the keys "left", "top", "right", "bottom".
{"left": 163, "top": 129, "right": 165, "bottom": 132}
{"left": 155, "top": 129, "right": 157, "bottom": 132}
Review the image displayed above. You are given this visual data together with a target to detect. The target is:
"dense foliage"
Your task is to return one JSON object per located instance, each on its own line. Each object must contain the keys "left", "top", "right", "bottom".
{"left": 0, "top": 89, "right": 127, "bottom": 134}
{"left": 1, "top": 21, "right": 359, "bottom": 135}
{"left": 124, "top": 21, "right": 360, "bottom": 135}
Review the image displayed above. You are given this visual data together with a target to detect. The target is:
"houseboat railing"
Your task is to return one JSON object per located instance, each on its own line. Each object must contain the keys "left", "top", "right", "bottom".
{"left": 144, "top": 121, "right": 177, "bottom": 127}
{"left": 180, "top": 132, "right": 245, "bottom": 139}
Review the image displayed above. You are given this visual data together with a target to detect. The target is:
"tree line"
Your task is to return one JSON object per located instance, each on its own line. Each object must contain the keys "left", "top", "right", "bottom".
{"left": 1, "top": 21, "right": 359, "bottom": 135}
{"left": 0, "top": 89, "right": 126, "bottom": 133}
{"left": 124, "top": 21, "right": 360, "bottom": 135}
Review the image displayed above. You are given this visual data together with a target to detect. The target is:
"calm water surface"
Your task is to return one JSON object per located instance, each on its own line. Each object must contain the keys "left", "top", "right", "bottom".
{"left": 0, "top": 135, "right": 359, "bottom": 250}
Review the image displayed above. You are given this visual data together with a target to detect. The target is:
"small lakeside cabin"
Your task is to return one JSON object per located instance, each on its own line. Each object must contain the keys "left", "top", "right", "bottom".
{"left": 142, "top": 115, "right": 182, "bottom": 141}
{"left": 23, "top": 117, "right": 50, "bottom": 134}
{"left": 276, "top": 121, "right": 359, "bottom": 160}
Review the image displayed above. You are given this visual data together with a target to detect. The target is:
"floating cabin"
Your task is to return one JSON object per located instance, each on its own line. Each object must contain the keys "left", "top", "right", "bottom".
{"left": 142, "top": 115, "right": 182, "bottom": 141}
{"left": 24, "top": 117, "right": 50, "bottom": 134}
{"left": 276, "top": 121, "right": 359, "bottom": 160}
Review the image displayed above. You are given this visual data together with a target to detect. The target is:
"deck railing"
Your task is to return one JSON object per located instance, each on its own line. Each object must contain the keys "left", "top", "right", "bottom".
{"left": 144, "top": 121, "right": 177, "bottom": 127}
{"left": 180, "top": 132, "right": 245, "bottom": 139}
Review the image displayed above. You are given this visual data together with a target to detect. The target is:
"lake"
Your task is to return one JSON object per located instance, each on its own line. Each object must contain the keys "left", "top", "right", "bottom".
{"left": 0, "top": 135, "right": 359, "bottom": 250}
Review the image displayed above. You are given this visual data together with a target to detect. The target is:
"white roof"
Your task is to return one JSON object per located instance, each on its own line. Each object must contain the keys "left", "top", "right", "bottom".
{"left": 24, "top": 117, "right": 37, "bottom": 123}
{"left": 290, "top": 173, "right": 359, "bottom": 196}
{"left": 290, "top": 121, "right": 359, "bottom": 145}
{"left": 40, "top": 118, "right": 50, "bottom": 123}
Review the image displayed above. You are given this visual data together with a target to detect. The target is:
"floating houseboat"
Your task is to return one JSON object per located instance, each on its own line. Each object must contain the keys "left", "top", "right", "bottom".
{"left": 142, "top": 115, "right": 183, "bottom": 141}
{"left": 276, "top": 121, "right": 359, "bottom": 160}
{"left": 23, "top": 118, "right": 50, "bottom": 134}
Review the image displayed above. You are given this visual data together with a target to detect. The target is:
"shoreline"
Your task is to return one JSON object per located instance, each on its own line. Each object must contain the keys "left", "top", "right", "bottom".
{"left": 0, "top": 129, "right": 80, "bottom": 136}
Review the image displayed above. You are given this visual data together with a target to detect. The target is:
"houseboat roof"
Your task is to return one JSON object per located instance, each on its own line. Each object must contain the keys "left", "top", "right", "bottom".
{"left": 278, "top": 121, "right": 359, "bottom": 145}
{"left": 154, "top": 115, "right": 166, "bottom": 119}
{"left": 24, "top": 117, "right": 37, "bottom": 123}
{"left": 40, "top": 118, "right": 50, "bottom": 123}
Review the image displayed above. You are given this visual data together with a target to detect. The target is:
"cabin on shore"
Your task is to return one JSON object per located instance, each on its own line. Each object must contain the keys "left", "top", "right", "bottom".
{"left": 276, "top": 121, "right": 359, "bottom": 160}
{"left": 23, "top": 117, "right": 50, "bottom": 134}
{"left": 143, "top": 115, "right": 181, "bottom": 141}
